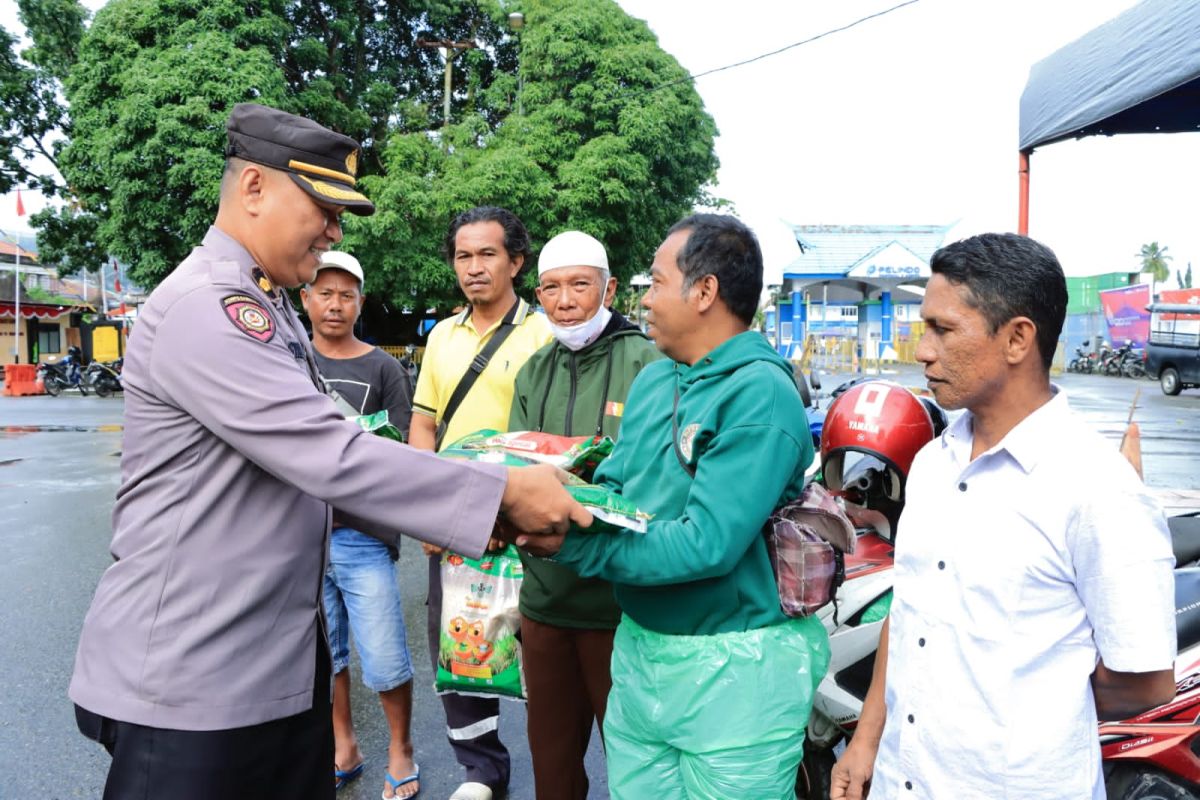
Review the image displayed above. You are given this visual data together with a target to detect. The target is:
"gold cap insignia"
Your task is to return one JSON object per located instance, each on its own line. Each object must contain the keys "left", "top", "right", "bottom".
{"left": 345, "top": 149, "right": 358, "bottom": 177}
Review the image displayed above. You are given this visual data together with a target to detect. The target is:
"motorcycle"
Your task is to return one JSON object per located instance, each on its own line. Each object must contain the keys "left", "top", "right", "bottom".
{"left": 1070, "top": 342, "right": 1098, "bottom": 374}
{"left": 84, "top": 357, "right": 123, "bottom": 397}
{"left": 1105, "top": 340, "right": 1136, "bottom": 377}
{"left": 796, "top": 509, "right": 1200, "bottom": 800}
{"left": 37, "top": 346, "right": 89, "bottom": 397}
{"left": 1120, "top": 346, "right": 1148, "bottom": 379}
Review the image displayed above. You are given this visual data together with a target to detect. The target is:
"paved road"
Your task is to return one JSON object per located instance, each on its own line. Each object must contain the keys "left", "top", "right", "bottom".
{"left": 0, "top": 368, "right": 1195, "bottom": 799}
{"left": 0, "top": 393, "right": 606, "bottom": 800}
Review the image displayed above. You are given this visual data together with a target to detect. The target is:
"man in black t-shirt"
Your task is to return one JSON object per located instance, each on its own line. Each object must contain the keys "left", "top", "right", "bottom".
{"left": 301, "top": 251, "right": 421, "bottom": 800}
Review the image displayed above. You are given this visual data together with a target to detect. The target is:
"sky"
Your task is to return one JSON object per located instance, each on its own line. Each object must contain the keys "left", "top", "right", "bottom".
{"left": 2, "top": 0, "right": 1196, "bottom": 282}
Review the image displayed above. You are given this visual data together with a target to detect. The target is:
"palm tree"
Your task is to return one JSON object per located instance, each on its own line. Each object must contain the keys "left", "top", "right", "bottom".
{"left": 1137, "top": 242, "right": 1172, "bottom": 297}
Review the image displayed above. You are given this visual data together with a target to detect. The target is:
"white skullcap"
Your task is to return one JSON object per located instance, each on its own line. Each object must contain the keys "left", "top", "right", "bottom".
{"left": 316, "top": 250, "right": 364, "bottom": 286}
{"left": 538, "top": 231, "right": 609, "bottom": 277}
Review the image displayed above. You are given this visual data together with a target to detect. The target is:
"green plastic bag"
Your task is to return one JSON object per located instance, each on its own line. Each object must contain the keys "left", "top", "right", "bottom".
{"left": 351, "top": 409, "right": 403, "bottom": 442}
{"left": 435, "top": 546, "right": 525, "bottom": 699}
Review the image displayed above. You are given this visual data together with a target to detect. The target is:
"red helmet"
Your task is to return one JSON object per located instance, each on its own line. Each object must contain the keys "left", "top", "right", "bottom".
{"left": 820, "top": 381, "right": 936, "bottom": 535}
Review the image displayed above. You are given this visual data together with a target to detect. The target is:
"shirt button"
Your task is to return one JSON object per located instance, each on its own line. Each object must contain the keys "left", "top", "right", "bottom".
{"left": 918, "top": 637, "right": 926, "bottom": 647}
{"left": 938, "top": 560, "right": 946, "bottom": 570}
{"left": 905, "top": 781, "right": 914, "bottom": 790}
{"left": 908, "top": 713, "right": 915, "bottom": 723}
{"left": 958, "top": 481, "right": 968, "bottom": 492}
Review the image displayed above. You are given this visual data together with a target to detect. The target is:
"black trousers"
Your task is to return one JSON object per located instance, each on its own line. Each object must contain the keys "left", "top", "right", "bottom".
{"left": 76, "top": 644, "right": 334, "bottom": 800}
{"left": 428, "top": 552, "right": 511, "bottom": 792}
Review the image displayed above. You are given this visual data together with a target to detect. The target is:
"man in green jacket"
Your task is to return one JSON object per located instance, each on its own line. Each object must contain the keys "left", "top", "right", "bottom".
{"left": 515, "top": 214, "right": 830, "bottom": 800}
{"left": 508, "top": 230, "right": 661, "bottom": 799}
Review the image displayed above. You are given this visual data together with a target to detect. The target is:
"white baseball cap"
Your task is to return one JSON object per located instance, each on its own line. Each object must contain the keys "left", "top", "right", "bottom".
{"left": 315, "top": 250, "right": 364, "bottom": 286}
{"left": 538, "top": 231, "right": 608, "bottom": 277}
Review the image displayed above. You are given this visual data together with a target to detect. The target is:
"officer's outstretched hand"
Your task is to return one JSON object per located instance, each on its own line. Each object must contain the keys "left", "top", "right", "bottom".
{"left": 498, "top": 465, "right": 592, "bottom": 556}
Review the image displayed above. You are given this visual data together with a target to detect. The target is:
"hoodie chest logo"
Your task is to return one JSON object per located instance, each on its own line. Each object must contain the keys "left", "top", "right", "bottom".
{"left": 678, "top": 423, "right": 700, "bottom": 461}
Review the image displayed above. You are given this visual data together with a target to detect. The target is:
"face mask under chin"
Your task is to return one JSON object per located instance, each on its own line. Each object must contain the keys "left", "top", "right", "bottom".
{"left": 548, "top": 305, "right": 613, "bottom": 351}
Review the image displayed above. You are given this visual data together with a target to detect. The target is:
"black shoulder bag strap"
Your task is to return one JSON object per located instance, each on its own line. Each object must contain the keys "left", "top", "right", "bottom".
{"left": 435, "top": 299, "right": 521, "bottom": 450}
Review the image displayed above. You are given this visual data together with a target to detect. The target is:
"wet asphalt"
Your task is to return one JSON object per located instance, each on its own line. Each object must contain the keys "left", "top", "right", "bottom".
{"left": 0, "top": 365, "right": 1196, "bottom": 799}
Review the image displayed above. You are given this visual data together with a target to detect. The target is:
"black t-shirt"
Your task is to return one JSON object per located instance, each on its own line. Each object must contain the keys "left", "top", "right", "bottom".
{"left": 313, "top": 347, "right": 414, "bottom": 559}
{"left": 313, "top": 347, "right": 414, "bottom": 434}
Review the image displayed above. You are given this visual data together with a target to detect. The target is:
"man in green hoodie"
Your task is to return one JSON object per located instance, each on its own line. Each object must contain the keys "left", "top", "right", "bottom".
{"left": 514, "top": 214, "right": 830, "bottom": 800}
{"left": 508, "top": 230, "right": 661, "bottom": 799}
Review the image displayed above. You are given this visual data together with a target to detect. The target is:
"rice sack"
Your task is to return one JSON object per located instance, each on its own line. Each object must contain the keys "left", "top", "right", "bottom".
{"left": 436, "top": 546, "right": 525, "bottom": 699}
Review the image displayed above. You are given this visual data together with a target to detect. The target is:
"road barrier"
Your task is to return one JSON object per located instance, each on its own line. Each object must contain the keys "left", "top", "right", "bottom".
{"left": 1, "top": 364, "right": 46, "bottom": 396}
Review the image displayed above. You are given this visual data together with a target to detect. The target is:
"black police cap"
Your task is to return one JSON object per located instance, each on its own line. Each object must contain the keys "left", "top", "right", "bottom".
{"left": 225, "top": 103, "right": 375, "bottom": 216}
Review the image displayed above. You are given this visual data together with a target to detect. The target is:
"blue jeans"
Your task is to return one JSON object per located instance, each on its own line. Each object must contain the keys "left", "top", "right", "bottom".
{"left": 323, "top": 528, "right": 413, "bottom": 692}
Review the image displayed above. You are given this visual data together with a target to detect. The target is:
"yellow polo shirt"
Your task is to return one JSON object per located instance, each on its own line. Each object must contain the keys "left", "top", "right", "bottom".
{"left": 413, "top": 298, "right": 552, "bottom": 451}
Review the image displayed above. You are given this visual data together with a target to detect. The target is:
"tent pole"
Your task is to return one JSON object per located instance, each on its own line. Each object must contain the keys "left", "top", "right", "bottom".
{"left": 1018, "top": 149, "right": 1031, "bottom": 235}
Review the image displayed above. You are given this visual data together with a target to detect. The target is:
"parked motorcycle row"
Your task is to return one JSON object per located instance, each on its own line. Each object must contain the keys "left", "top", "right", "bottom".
{"left": 35, "top": 346, "right": 123, "bottom": 397}
{"left": 1069, "top": 339, "right": 1149, "bottom": 379}
{"left": 792, "top": 373, "right": 1200, "bottom": 800}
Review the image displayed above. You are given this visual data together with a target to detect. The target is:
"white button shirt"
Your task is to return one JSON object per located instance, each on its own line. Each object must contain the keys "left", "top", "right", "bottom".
{"left": 872, "top": 389, "right": 1175, "bottom": 799}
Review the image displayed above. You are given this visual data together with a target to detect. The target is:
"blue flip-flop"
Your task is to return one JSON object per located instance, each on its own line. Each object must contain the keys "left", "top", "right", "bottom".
{"left": 383, "top": 763, "right": 420, "bottom": 799}
{"left": 334, "top": 761, "right": 365, "bottom": 791}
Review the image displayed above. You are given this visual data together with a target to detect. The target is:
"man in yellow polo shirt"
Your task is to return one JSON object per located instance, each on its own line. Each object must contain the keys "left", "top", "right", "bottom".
{"left": 409, "top": 206, "right": 551, "bottom": 800}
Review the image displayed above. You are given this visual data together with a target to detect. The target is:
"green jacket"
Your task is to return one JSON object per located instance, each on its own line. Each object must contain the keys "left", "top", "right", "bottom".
{"left": 509, "top": 311, "right": 662, "bottom": 628}
{"left": 555, "top": 331, "right": 815, "bottom": 636}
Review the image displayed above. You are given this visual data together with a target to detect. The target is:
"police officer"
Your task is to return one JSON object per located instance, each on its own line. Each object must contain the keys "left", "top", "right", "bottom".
{"left": 68, "top": 104, "right": 588, "bottom": 800}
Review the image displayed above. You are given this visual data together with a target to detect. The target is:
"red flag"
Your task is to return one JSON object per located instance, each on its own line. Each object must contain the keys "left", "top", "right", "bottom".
{"left": 15, "top": 189, "right": 25, "bottom": 217}
{"left": 113, "top": 260, "right": 127, "bottom": 315}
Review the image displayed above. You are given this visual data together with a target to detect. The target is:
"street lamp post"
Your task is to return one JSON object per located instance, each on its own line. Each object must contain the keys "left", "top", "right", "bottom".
{"left": 508, "top": 12, "right": 525, "bottom": 116}
{"left": 416, "top": 38, "right": 478, "bottom": 130}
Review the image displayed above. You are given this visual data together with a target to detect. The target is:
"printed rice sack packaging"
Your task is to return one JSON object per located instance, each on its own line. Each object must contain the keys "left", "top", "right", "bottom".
{"left": 439, "top": 428, "right": 652, "bottom": 533}
{"left": 441, "top": 429, "right": 613, "bottom": 477}
{"left": 436, "top": 546, "right": 525, "bottom": 699}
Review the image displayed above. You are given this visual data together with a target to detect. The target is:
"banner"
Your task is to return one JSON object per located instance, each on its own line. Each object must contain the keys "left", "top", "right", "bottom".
{"left": 1159, "top": 288, "right": 1200, "bottom": 320}
{"left": 1099, "top": 284, "right": 1151, "bottom": 347}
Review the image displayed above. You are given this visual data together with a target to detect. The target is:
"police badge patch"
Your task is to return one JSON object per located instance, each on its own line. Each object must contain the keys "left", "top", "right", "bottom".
{"left": 222, "top": 294, "right": 275, "bottom": 342}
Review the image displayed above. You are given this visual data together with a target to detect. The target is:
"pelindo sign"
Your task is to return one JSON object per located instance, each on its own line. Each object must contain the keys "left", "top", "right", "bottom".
{"left": 1099, "top": 284, "right": 1151, "bottom": 347}
{"left": 846, "top": 242, "right": 930, "bottom": 282}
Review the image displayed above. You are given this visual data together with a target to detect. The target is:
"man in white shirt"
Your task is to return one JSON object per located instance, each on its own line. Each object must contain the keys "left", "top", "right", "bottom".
{"left": 831, "top": 232, "right": 1176, "bottom": 799}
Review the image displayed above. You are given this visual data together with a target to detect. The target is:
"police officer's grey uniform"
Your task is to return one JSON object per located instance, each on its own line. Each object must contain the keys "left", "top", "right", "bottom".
{"left": 69, "top": 105, "right": 508, "bottom": 800}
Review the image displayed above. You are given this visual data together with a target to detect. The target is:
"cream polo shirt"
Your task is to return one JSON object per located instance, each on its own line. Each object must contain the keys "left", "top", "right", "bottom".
{"left": 873, "top": 388, "right": 1175, "bottom": 799}
{"left": 413, "top": 298, "right": 552, "bottom": 450}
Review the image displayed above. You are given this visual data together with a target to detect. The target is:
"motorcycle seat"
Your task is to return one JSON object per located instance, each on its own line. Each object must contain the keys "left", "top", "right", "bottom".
{"left": 1175, "top": 567, "right": 1200, "bottom": 653}
{"left": 1170, "top": 513, "right": 1200, "bottom": 568}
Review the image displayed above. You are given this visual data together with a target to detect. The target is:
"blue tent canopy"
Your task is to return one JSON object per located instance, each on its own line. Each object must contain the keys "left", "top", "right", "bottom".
{"left": 1019, "top": 0, "right": 1200, "bottom": 152}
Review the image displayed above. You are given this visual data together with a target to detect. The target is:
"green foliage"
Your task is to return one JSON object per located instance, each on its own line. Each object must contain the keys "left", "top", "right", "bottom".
{"left": 0, "top": 2, "right": 86, "bottom": 196}
{"left": 346, "top": 0, "right": 718, "bottom": 311}
{"left": 35, "top": 0, "right": 716, "bottom": 303}
{"left": 28, "top": 205, "right": 106, "bottom": 276}
{"left": 1137, "top": 241, "right": 1172, "bottom": 284}
{"left": 1178, "top": 263, "right": 1193, "bottom": 290}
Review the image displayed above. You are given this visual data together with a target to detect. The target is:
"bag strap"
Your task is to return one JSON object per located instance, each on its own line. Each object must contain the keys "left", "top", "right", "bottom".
{"left": 671, "top": 379, "right": 695, "bottom": 478}
{"left": 436, "top": 299, "right": 521, "bottom": 450}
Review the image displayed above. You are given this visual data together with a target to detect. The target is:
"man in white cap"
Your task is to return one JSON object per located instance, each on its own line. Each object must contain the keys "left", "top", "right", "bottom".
{"left": 301, "top": 251, "right": 422, "bottom": 799}
{"left": 508, "top": 230, "right": 661, "bottom": 799}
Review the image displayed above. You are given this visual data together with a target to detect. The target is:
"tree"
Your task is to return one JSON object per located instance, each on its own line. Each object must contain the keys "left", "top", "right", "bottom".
{"left": 345, "top": 0, "right": 719, "bottom": 310}
{"left": 1177, "top": 262, "right": 1193, "bottom": 290}
{"left": 51, "top": 0, "right": 521, "bottom": 287}
{"left": 45, "top": 0, "right": 716, "bottom": 300}
{"left": 1137, "top": 241, "right": 1172, "bottom": 283}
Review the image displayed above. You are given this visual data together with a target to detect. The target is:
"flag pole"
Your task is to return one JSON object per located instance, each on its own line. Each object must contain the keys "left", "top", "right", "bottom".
{"left": 12, "top": 233, "right": 19, "bottom": 364}
{"left": 11, "top": 188, "right": 26, "bottom": 364}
